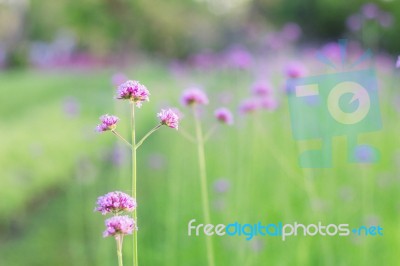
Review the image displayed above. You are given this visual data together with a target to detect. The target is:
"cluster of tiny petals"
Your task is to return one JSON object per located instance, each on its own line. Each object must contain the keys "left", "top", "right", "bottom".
{"left": 116, "top": 80, "right": 150, "bottom": 107}
{"left": 239, "top": 99, "right": 259, "bottom": 114}
{"left": 214, "top": 107, "right": 234, "bottom": 125}
{"left": 95, "top": 191, "right": 136, "bottom": 215}
{"left": 96, "top": 114, "right": 119, "bottom": 132}
{"left": 181, "top": 88, "right": 209, "bottom": 106}
{"left": 284, "top": 62, "right": 307, "bottom": 78}
{"left": 252, "top": 81, "right": 273, "bottom": 97}
{"left": 103, "top": 215, "right": 136, "bottom": 237}
{"left": 157, "top": 109, "right": 180, "bottom": 129}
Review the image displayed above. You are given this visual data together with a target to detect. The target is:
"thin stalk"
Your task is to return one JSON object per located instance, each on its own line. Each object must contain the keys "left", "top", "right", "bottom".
{"left": 193, "top": 107, "right": 215, "bottom": 266}
{"left": 136, "top": 124, "right": 162, "bottom": 150}
{"left": 131, "top": 103, "right": 138, "bottom": 266}
{"left": 204, "top": 124, "right": 217, "bottom": 143}
{"left": 112, "top": 130, "right": 132, "bottom": 148}
{"left": 116, "top": 235, "right": 124, "bottom": 266}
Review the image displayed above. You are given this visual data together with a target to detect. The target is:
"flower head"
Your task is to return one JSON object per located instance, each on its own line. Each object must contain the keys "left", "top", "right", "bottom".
{"left": 95, "top": 191, "right": 136, "bottom": 215}
{"left": 96, "top": 114, "right": 119, "bottom": 132}
{"left": 239, "top": 99, "right": 259, "bottom": 114}
{"left": 103, "top": 215, "right": 136, "bottom": 237}
{"left": 284, "top": 62, "right": 307, "bottom": 78}
{"left": 259, "top": 97, "right": 279, "bottom": 111}
{"left": 251, "top": 81, "right": 273, "bottom": 97}
{"left": 181, "top": 88, "right": 209, "bottom": 106}
{"left": 116, "top": 80, "right": 150, "bottom": 107}
{"left": 157, "top": 109, "right": 180, "bottom": 129}
{"left": 214, "top": 107, "right": 234, "bottom": 125}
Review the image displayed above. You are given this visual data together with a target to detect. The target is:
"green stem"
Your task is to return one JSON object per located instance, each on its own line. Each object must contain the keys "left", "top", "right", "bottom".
{"left": 204, "top": 124, "right": 217, "bottom": 143}
{"left": 193, "top": 107, "right": 215, "bottom": 266}
{"left": 135, "top": 124, "right": 162, "bottom": 150}
{"left": 131, "top": 103, "right": 138, "bottom": 266}
{"left": 116, "top": 235, "right": 124, "bottom": 266}
{"left": 112, "top": 130, "right": 132, "bottom": 148}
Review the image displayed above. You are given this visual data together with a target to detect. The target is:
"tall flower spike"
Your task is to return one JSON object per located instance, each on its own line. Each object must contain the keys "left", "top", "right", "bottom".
{"left": 157, "top": 109, "right": 180, "bottom": 129}
{"left": 103, "top": 215, "right": 137, "bottom": 237}
{"left": 214, "top": 107, "right": 234, "bottom": 125}
{"left": 181, "top": 88, "right": 209, "bottom": 106}
{"left": 96, "top": 114, "right": 119, "bottom": 132}
{"left": 116, "top": 80, "right": 150, "bottom": 107}
{"left": 95, "top": 191, "right": 137, "bottom": 215}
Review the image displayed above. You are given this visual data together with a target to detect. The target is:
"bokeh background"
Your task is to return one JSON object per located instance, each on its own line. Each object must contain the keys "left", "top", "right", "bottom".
{"left": 1, "top": 0, "right": 399, "bottom": 265}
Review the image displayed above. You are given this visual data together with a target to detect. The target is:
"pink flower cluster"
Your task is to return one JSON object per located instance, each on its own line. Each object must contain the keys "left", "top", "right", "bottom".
{"left": 95, "top": 191, "right": 137, "bottom": 215}
{"left": 103, "top": 215, "right": 137, "bottom": 237}
{"left": 157, "top": 109, "right": 180, "bottom": 129}
{"left": 116, "top": 80, "right": 150, "bottom": 107}
{"left": 96, "top": 114, "right": 119, "bottom": 132}
{"left": 214, "top": 108, "right": 233, "bottom": 125}
{"left": 181, "top": 87, "right": 209, "bottom": 106}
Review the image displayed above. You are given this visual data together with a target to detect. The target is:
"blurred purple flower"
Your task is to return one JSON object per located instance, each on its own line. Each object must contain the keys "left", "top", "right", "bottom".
{"left": 112, "top": 73, "right": 128, "bottom": 86}
{"left": 226, "top": 46, "right": 252, "bottom": 69}
{"left": 259, "top": 97, "right": 279, "bottom": 111}
{"left": 362, "top": 3, "right": 379, "bottom": 19}
{"left": 103, "top": 215, "right": 136, "bottom": 237}
{"left": 378, "top": 12, "right": 394, "bottom": 28}
{"left": 63, "top": 97, "right": 80, "bottom": 118}
{"left": 95, "top": 191, "right": 136, "bottom": 215}
{"left": 213, "top": 178, "right": 231, "bottom": 193}
{"left": 346, "top": 14, "right": 363, "bottom": 31}
{"left": 239, "top": 99, "right": 259, "bottom": 114}
{"left": 181, "top": 87, "right": 209, "bottom": 106}
{"left": 396, "top": 56, "right": 400, "bottom": 68}
{"left": 281, "top": 22, "right": 302, "bottom": 42}
{"left": 116, "top": 80, "right": 150, "bottom": 107}
{"left": 251, "top": 81, "right": 273, "bottom": 97}
{"left": 96, "top": 114, "right": 119, "bottom": 132}
{"left": 214, "top": 108, "right": 234, "bottom": 125}
{"left": 157, "top": 109, "right": 180, "bottom": 129}
{"left": 354, "top": 145, "right": 377, "bottom": 163}
{"left": 284, "top": 61, "right": 307, "bottom": 78}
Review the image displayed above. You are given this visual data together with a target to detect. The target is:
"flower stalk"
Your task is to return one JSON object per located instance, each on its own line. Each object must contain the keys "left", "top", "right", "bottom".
{"left": 193, "top": 107, "right": 215, "bottom": 266}
{"left": 136, "top": 124, "right": 162, "bottom": 150}
{"left": 131, "top": 103, "right": 138, "bottom": 266}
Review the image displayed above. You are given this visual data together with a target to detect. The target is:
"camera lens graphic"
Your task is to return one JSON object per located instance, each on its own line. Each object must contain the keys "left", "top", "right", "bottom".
{"left": 327, "top": 81, "right": 371, "bottom": 125}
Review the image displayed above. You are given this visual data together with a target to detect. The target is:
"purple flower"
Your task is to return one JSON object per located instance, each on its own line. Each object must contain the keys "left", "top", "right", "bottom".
{"left": 226, "top": 46, "right": 252, "bottom": 69}
{"left": 96, "top": 114, "right": 119, "bottom": 132}
{"left": 213, "top": 178, "right": 231, "bottom": 193}
{"left": 116, "top": 80, "right": 150, "bottom": 107}
{"left": 251, "top": 81, "right": 273, "bottom": 97}
{"left": 214, "top": 108, "right": 234, "bottom": 125}
{"left": 181, "top": 88, "right": 209, "bottom": 106}
{"left": 95, "top": 191, "right": 136, "bottom": 215}
{"left": 239, "top": 99, "right": 259, "bottom": 114}
{"left": 346, "top": 14, "right": 363, "bottom": 32}
{"left": 284, "top": 62, "right": 307, "bottom": 78}
{"left": 103, "top": 215, "right": 136, "bottom": 237}
{"left": 281, "top": 22, "right": 302, "bottom": 42}
{"left": 362, "top": 3, "right": 379, "bottom": 19}
{"left": 259, "top": 97, "right": 279, "bottom": 111}
{"left": 157, "top": 109, "right": 180, "bottom": 129}
{"left": 396, "top": 56, "right": 400, "bottom": 68}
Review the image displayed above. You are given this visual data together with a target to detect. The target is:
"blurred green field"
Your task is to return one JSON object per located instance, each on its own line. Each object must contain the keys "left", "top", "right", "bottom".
{"left": 0, "top": 63, "right": 399, "bottom": 266}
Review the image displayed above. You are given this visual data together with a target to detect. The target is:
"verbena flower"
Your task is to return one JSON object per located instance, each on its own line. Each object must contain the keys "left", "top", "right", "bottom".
{"left": 116, "top": 80, "right": 150, "bottom": 107}
{"left": 214, "top": 107, "right": 234, "bottom": 125}
{"left": 96, "top": 114, "right": 119, "bottom": 132}
{"left": 95, "top": 191, "right": 136, "bottom": 215}
{"left": 181, "top": 88, "right": 209, "bottom": 106}
{"left": 259, "top": 97, "right": 279, "bottom": 111}
{"left": 103, "top": 215, "right": 136, "bottom": 237}
{"left": 251, "top": 81, "right": 273, "bottom": 97}
{"left": 157, "top": 109, "right": 179, "bottom": 129}
{"left": 239, "top": 99, "right": 259, "bottom": 114}
{"left": 284, "top": 62, "right": 307, "bottom": 78}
